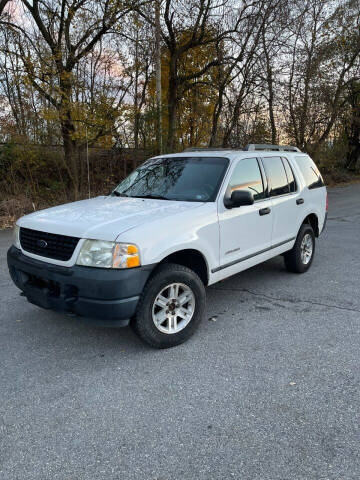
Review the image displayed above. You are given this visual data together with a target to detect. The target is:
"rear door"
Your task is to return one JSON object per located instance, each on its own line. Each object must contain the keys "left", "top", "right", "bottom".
{"left": 293, "top": 155, "right": 327, "bottom": 231}
{"left": 261, "top": 155, "right": 301, "bottom": 246}
{"left": 218, "top": 156, "right": 273, "bottom": 270}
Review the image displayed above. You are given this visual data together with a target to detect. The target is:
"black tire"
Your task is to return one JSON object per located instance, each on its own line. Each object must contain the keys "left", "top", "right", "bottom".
{"left": 284, "top": 223, "right": 315, "bottom": 273}
{"left": 132, "top": 263, "right": 206, "bottom": 349}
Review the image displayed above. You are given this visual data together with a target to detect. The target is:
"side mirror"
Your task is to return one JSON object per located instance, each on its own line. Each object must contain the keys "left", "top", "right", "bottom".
{"left": 224, "top": 190, "right": 254, "bottom": 209}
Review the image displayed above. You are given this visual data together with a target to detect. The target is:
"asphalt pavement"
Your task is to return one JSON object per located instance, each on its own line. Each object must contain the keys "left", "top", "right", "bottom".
{"left": 1, "top": 183, "right": 360, "bottom": 480}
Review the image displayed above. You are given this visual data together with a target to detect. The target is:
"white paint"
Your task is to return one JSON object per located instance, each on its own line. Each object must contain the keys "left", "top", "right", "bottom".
{"left": 16, "top": 150, "right": 327, "bottom": 284}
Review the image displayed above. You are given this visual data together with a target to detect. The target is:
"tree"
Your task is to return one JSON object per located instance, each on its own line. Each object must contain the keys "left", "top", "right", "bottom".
{"left": 136, "top": 0, "right": 245, "bottom": 151}
{"left": 208, "top": 0, "right": 262, "bottom": 147}
{"left": 258, "top": 0, "right": 290, "bottom": 144}
{"left": 344, "top": 80, "right": 360, "bottom": 169}
{"left": 283, "top": 0, "right": 360, "bottom": 152}
{"left": 2, "top": 0, "right": 141, "bottom": 198}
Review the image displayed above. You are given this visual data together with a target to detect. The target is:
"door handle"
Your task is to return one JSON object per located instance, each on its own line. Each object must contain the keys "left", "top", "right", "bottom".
{"left": 259, "top": 207, "right": 271, "bottom": 216}
{"left": 296, "top": 198, "right": 304, "bottom": 205}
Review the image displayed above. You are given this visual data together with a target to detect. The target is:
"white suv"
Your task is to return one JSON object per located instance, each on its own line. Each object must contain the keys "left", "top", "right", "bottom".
{"left": 8, "top": 144, "right": 327, "bottom": 348}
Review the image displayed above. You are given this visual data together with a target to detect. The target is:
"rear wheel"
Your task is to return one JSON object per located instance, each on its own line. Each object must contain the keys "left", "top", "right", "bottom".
{"left": 284, "top": 224, "right": 315, "bottom": 273}
{"left": 133, "top": 263, "right": 206, "bottom": 348}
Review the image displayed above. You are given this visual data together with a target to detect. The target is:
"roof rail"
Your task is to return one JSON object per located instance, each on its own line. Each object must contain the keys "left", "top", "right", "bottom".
{"left": 183, "top": 147, "right": 235, "bottom": 152}
{"left": 244, "top": 144, "right": 301, "bottom": 152}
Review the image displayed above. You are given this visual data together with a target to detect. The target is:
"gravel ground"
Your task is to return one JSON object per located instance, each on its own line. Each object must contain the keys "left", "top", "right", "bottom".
{"left": 1, "top": 183, "right": 360, "bottom": 480}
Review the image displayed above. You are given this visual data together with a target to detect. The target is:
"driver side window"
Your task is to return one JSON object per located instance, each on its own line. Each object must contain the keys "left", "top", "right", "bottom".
{"left": 227, "top": 157, "right": 265, "bottom": 201}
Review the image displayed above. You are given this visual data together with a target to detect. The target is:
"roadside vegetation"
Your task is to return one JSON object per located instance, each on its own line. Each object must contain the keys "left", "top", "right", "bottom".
{"left": 0, "top": 0, "right": 359, "bottom": 227}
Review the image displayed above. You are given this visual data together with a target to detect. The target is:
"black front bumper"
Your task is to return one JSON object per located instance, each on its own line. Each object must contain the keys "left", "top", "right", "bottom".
{"left": 7, "top": 246, "right": 155, "bottom": 326}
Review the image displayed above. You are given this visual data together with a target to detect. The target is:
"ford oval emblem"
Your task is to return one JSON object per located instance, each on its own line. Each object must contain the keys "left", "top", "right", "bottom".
{"left": 37, "top": 239, "right": 48, "bottom": 248}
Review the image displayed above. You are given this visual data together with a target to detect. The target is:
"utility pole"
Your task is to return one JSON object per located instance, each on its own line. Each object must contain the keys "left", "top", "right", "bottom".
{"left": 155, "top": 0, "right": 162, "bottom": 154}
{"left": 134, "top": 12, "right": 140, "bottom": 169}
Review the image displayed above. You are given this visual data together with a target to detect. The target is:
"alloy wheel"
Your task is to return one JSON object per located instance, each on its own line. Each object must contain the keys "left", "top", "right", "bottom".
{"left": 300, "top": 233, "right": 313, "bottom": 265}
{"left": 152, "top": 283, "right": 195, "bottom": 334}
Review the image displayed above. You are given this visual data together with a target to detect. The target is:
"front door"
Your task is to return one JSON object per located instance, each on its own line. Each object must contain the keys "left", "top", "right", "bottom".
{"left": 218, "top": 156, "right": 273, "bottom": 271}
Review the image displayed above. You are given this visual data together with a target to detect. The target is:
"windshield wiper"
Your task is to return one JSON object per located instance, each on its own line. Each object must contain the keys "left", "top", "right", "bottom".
{"left": 132, "top": 194, "right": 169, "bottom": 200}
{"left": 112, "top": 191, "right": 129, "bottom": 197}
{"left": 112, "top": 191, "right": 170, "bottom": 200}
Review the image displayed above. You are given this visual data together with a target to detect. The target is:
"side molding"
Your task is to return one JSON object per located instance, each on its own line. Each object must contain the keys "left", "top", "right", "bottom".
{"left": 211, "top": 237, "right": 295, "bottom": 273}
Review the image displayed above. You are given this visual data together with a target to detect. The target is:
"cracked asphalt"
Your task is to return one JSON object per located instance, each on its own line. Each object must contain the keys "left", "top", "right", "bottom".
{"left": 1, "top": 183, "right": 360, "bottom": 480}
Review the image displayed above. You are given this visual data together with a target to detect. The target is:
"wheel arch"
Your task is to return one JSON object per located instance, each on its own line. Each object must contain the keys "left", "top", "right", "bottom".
{"left": 301, "top": 213, "right": 319, "bottom": 237}
{"left": 157, "top": 249, "right": 209, "bottom": 286}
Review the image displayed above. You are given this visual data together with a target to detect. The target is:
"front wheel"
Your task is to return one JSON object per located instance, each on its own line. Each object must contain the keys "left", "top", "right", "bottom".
{"left": 133, "top": 263, "right": 206, "bottom": 348}
{"left": 284, "top": 224, "right": 315, "bottom": 273}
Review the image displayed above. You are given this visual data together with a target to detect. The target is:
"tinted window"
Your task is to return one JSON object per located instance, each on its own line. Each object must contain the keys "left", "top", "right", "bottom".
{"left": 295, "top": 156, "right": 324, "bottom": 189}
{"left": 282, "top": 157, "right": 297, "bottom": 192}
{"left": 262, "top": 156, "right": 289, "bottom": 196}
{"left": 227, "top": 157, "right": 265, "bottom": 201}
{"left": 114, "top": 157, "right": 229, "bottom": 202}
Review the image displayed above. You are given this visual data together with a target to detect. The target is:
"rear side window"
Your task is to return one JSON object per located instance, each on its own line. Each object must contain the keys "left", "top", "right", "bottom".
{"left": 295, "top": 156, "right": 325, "bottom": 189}
{"left": 282, "top": 157, "right": 297, "bottom": 192}
{"left": 262, "top": 156, "right": 289, "bottom": 197}
{"left": 227, "top": 157, "right": 265, "bottom": 201}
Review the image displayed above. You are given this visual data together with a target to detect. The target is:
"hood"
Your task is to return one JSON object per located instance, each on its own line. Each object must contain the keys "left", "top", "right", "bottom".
{"left": 18, "top": 196, "right": 203, "bottom": 241}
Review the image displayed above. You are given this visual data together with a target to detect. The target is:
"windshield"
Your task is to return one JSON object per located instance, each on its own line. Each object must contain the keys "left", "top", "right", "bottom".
{"left": 113, "top": 156, "right": 229, "bottom": 202}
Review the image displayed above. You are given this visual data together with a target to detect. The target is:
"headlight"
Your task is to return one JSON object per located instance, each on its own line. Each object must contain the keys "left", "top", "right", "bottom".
{"left": 76, "top": 240, "right": 140, "bottom": 269}
{"left": 13, "top": 224, "right": 21, "bottom": 249}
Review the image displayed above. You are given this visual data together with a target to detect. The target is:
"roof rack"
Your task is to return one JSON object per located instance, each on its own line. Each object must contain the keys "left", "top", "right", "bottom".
{"left": 244, "top": 144, "right": 301, "bottom": 152}
{"left": 183, "top": 144, "right": 302, "bottom": 153}
{"left": 183, "top": 147, "right": 235, "bottom": 152}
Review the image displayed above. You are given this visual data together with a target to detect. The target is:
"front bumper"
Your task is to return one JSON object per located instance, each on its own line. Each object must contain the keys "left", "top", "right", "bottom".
{"left": 7, "top": 246, "right": 155, "bottom": 326}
